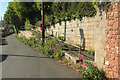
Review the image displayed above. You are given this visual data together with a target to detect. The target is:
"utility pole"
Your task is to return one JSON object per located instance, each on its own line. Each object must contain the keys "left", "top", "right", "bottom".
{"left": 64, "top": 21, "right": 66, "bottom": 41}
{"left": 42, "top": 0, "right": 45, "bottom": 46}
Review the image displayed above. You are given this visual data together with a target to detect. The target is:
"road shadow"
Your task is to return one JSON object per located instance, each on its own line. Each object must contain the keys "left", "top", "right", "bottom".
{"left": 0, "top": 54, "right": 49, "bottom": 60}
{"left": 2, "top": 32, "right": 15, "bottom": 38}
{"left": 0, "top": 54, "right": 49, "bottom": 63}
{"left": 0, "top": 39, "right": 8, "bottom": 46}
{"left": 0, "top": 54, "right": 8, "bottom": 63}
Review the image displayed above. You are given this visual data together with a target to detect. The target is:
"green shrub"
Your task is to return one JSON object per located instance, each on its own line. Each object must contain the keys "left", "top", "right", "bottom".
{"left": 88, "top": 48, "right": 95, "bottom": 55}
{"left": 76, "top": 44, "right": 80, "bottom": 47}
{"left": 58, "top": 36, "right": 64, "bottom": 41}
{"left": 76, "top": 55, "right": 107, "bottom": 80}
{"left": 54, "top": 48, "right": 64, "bottom": 59}
{"left": 35, "top": 21, "right": 41, "bottom": 27}
{"left": 43, "top": 2, "right": 111, "bottom": 26}
{"left": 46, "top": 2, "right": 97, "bottom": 25}
{"left": 13, "top": 25, "right": 19, "bottom": 34}
{"left": 25, "top": 19, "right": 32, "bottom": 30}
{"left": 43, "top": 37, "right": 64, "bottom": 59}
{"left": 16, "top": 35, "right": 64, "bottom": 59}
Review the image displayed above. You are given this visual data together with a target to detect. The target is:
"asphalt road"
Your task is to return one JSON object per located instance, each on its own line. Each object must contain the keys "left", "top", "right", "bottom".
{"left": 1, "top": 34, "right": 81, "bottom": 78}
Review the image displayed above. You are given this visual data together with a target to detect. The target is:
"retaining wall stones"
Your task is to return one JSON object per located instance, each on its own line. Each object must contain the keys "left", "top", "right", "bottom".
{"left": 46, "top": 8, "right": 108, "bottom": 70}
{"left": 18, "top": 30, "right": 34, "bottom": 39}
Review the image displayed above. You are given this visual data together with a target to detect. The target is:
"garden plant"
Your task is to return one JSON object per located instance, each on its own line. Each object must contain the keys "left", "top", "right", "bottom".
{"left": 76, "top": 55, "right": 107, "bottom": 80}
{"left": 16, "top": 35, "right": 64, "bottom": 59}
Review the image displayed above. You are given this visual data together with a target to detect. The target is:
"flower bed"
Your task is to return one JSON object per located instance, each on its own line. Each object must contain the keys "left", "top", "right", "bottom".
{"left": 16, "top": 35, "right": 64, "bottom": 59}
{"left": 16, "top": 30, "right": 107, "bottom": 79}
{"left": 76, "top": 55, "right": 107, "bottom": 80}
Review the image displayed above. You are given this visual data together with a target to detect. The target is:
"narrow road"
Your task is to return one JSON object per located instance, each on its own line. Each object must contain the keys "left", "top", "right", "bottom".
{"left": 1, "top": 34, "right": 81, "bottom": 78}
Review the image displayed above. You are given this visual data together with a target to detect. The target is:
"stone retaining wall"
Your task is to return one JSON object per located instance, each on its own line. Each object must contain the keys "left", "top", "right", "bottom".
{"left": 46, "top": 8, "right": 108, "bottom": 70}
{"left": 46, "top": 8, "right": 107, "bottom": 52}
{"left": 46, "top": 2, "right": 120, "bottom": 79}
{"left": 18, "top": 30, "right": 34, "bottom": 39}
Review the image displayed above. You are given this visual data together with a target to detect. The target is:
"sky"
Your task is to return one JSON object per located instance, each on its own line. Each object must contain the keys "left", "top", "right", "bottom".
{"left": 0, "top": 0, "right": 13, "bottom": 20}
{"left": 0, "top": 2, "right": 8, "bottom": 20}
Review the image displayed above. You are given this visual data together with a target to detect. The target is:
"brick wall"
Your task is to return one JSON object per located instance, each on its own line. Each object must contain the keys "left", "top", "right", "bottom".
{"left": 118, "top": 2, "right": 120, "bottom": 79}
{"left": 105, "top": 2, "right": 120, "bottom": 79}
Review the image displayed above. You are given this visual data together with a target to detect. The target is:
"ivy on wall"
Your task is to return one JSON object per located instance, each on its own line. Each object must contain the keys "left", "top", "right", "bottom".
{"left": 44, "top": 2, "right": 96, "bottom": 25}
{"left": 44, "top": 2, "right": 111, "bottom": 25}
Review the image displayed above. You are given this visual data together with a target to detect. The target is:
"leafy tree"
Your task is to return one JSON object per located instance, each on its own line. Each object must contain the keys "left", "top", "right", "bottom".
{"left": 25, "top": 18, "right": 31, "bottom": 30}
{"left": 4, "top": 2, "right": 41, "bottom": 28}
{"left": 4, "top": 2, "right": 110, "bottom": 30}
{"left": 4, "top": 2, "right": 22, "bottom": 29}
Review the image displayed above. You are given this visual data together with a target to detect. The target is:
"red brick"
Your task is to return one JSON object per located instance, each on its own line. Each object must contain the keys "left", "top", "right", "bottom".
{"left": 115, "top": 57, "right": 119, "bottom": 62}
{"left": 106, "top": 54, "right": 111, "bottom": 61}
{"left": 109, "top": 71, "right": 114, "bottom": 78}
{"left": 114, "top": 13, "right": 119, "bottom": 18}
{"left": 113, "top": 66, "right": 117, "bottom": 72}
{"left": 114, "top": 7, "right": 119, "bottom": 12}
{"left": 116, "top": 66, "right": 119, "bottom": 73}
{"left": 109, "top": 43, "right": 115, "bottom": 48}
{"left": 112, "top": 31, "right": 118, "bottom": 35}
{"left": 106, "top": 69, "right": 109, "bottom": 74}
{"left": 105, "top": 2, "right": 120, "bottom": 79}
{"left": 109, "top": 20, "right": 114, "bottom": 26}
{"left": 114, "top": 64, "right": 118, "bottom": 69}
{"left": 108, "top": 31, "right": 113, "bottom": 38}
{"left": 107, "top": 26, "right": 113, "bottom": 31}
{"left": 107, "top": 12, "right": 111, "bottom": 15}
{"left": 106, "top": 65, "right": 110, "bottom": 68}
{"left": 111, "top": 53, "right": 115, "bottom": 60}
{"left": 107, "top": 39, "right": 112, "bottom": 44}
{"left": 119, "top": 48, "right": 120, "bottom": 54}
{"left": 114, "top": 72, "right": 118, "bottom": 78}
{"left": 115, "top": 30, "right": 119, "bottom": 35}
{"left": 113, "top": 35, "right": 117, "bottom": 39}
{"left": 106, "top": 50, "right": 111, "bottom": 54}
{"left": 109, "top": 16, "right": 114, "bottom": 20}
{"left": 113, "top": 3, "right": 119, "bottom": 12}
{"left": 115, "top": 41, "right": 119, "bottom": 47}
{"left": 118, "top": 29, "right": 120, "bottom": 34}
{"left": 114, "top": 17, "right": 119, "bottom": 22}
{"left": 115, "top": 3, "right": 119, "bottom": 6}
{"left": 105, "top": 57, "right": 109, "bottom": 61}
{"left": 109, "top": 62, "right": 113, "bottom": 67}
{"left": 113, "top": 22, "right": 119, "bottom": 30}
{"left": 115, "top": 54, "right": 118, "bottom": 57}
{"left": 109, "top": 12, "right": 114, "bottom": 17}
{"left": 118, "top": 35, "right": 120, "bottom": 39}
{"left": 108, "top": 68, "right": 112, "bottom": 71}
{"left": 118, "top": 44, "right": 120, "bottom": 49}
